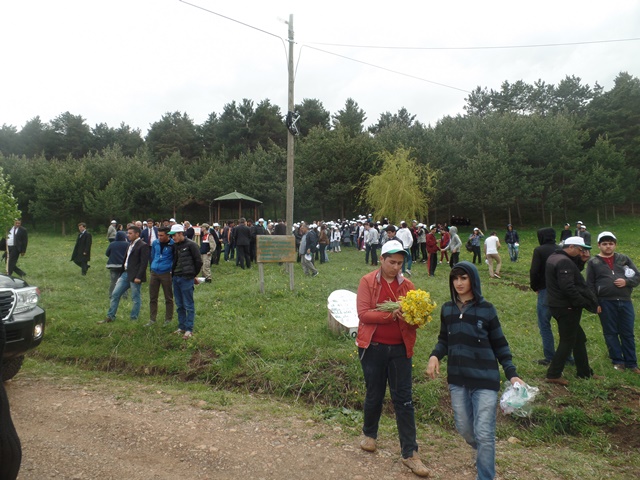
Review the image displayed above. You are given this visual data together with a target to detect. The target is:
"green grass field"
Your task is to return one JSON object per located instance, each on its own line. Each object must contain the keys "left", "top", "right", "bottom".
{"left": 15, "top": 218, "right": 640, "bottom": 479}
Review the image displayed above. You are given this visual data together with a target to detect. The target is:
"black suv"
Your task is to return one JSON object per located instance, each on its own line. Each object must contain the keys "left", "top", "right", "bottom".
{"left": 1, "top": 274, "right": 45, "bottom": 381}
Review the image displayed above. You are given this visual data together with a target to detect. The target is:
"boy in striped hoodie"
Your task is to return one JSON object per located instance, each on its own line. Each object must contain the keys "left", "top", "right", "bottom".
{"left": 427, "top": 261, "right": 523, "bottom": 480}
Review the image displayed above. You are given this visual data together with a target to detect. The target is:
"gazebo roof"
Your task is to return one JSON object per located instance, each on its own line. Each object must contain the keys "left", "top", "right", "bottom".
{"left": 213, "top": 191, "right": 262, "bottom": 204}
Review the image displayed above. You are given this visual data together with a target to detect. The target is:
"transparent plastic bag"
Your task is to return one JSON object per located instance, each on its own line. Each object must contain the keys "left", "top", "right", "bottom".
{"left": 500, "top": 382, "right": 539, "bottom": 417}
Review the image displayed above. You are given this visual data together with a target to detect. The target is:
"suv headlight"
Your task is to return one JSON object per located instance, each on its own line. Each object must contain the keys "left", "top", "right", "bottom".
{"left": 13, "top": 287, "right": 39, "bottom": 314}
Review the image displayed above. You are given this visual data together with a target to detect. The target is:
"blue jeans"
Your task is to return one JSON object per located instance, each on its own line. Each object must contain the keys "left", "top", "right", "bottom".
{"left": 449, "top": 384, "right": 498, "bottom": 480}
{"left": 107, "top": 272, "right": 141, "bottom": 320}
{"left": 507, "top": 243, "right": 518, "bottom": 262}
{"left": 173, "top": 276, "right": 195, "bottom": 332}
{"left": 359, "top": 343, "right": 418, "bottom": 459}
{"left": 402, "top": 248, "right": 413, "bottom": 273}
{"left": 599, "top": 299, "right": 637, "bottom": 368}
{"left": 537, "top": 289, "right": 555, "bottom": 362}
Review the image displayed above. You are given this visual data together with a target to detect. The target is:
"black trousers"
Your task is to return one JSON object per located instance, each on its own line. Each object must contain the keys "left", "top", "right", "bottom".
{"left": 7, "top": 247, "right": 25, "bottom": 277}
{"left": 547, "top": 307, "right": 593, "bottom": 379}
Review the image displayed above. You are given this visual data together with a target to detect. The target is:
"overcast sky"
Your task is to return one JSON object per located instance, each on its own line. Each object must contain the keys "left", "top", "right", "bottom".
{"left": 2, "top": 0, "right": 639, "bottom": 135}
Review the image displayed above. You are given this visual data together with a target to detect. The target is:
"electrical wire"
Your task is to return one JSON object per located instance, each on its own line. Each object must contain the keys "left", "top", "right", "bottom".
{"left": 303, "top": 45, "right": 471, "bottom": 94}
{"left": 308, "top": 36, "right": 640, "bottom": 51}
{"left": 178, "top": 0, "right": 289, "bottom": 63}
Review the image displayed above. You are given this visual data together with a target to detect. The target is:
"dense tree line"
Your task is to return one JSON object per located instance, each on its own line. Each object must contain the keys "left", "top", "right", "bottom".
{"left": 0, "top": 72, "right": 637, "bottom": 232}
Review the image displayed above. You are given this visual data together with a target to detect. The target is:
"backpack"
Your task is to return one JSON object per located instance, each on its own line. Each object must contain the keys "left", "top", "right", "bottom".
{"left": 465, "top": 239, "right": 473, "bottom": 252}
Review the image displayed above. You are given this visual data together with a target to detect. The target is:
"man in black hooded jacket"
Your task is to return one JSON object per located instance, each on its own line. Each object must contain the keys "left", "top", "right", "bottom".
{"left": 529, "top": 228, "right": 558, "bottom": 366}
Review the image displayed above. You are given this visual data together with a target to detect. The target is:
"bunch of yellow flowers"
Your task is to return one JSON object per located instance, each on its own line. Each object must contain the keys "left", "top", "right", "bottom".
{"left": 376, "top": 289, "right": 437, "bottom": 328}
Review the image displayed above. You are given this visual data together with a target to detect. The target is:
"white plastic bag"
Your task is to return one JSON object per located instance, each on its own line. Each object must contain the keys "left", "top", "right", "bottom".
{"left": 500, "top": 382, "right": 539, "bottom": 417}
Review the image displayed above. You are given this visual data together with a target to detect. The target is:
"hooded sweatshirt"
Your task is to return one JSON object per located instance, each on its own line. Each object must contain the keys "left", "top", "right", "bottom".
{"left": 105, "top": 230, "right": 128, "bottom": 270}
{"left": 443, "top": 226, "right": 462, "bottom": 253}
{"left": 430, "top": 261, "right": 518, "bottom": 391}
{"left": 529, "top": 227, "right": 556, "bottom": 292}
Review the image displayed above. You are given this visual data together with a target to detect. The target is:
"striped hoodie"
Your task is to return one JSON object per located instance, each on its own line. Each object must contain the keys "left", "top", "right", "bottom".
{"left": 430, "top": 261, "right": 518, "bottom": 391}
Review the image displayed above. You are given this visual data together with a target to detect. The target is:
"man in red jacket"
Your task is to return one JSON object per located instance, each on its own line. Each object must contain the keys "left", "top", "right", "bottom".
{"left": 356, "top": 239, "right": 430, "bottom": 477}
{"left": 426, "top": 224, "right": 439, "bottom": 277}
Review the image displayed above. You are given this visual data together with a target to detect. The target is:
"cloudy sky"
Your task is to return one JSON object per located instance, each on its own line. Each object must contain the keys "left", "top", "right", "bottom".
{"left": 2, "top": 0, "right": 639, "bottom": 134}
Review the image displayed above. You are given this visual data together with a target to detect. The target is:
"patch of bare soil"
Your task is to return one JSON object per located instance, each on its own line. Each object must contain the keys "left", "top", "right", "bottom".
{"left": 6, "top": 374, "right": 480, "bottom": 480}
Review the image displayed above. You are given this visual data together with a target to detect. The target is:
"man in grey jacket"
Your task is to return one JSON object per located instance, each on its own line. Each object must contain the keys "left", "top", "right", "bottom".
{"left": 587, "top": 231, "right": 640, "bottom": 374}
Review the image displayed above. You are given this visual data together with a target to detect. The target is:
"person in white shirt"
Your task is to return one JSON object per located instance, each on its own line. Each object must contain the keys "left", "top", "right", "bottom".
{"left": 484, "top": 231, "right": 502, "bottom": 278}
{"left": 396, "top": 221, "right": 414, "bottom": 276}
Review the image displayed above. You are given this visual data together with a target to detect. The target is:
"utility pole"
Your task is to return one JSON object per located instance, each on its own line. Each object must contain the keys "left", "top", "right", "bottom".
{"left": 286, "top": 14, "right": 294, "bottom": 235}
{"left": 286, "top": 14, "right": 295, "bottom": 288}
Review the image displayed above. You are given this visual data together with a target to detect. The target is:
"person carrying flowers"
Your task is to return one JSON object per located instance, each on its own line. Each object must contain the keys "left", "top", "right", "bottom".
{"left": 355, "top": 239, "right": 433, "bottom": 477}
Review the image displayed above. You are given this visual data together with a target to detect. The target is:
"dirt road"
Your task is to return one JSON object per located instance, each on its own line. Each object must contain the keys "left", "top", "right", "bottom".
{"left": 6, "top": 372, "right": 478, "bottom": 480}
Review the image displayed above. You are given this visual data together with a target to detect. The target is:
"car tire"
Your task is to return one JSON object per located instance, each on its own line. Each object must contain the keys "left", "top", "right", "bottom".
{"left": 2, "top": 356, "right": 24, "bottom": 382}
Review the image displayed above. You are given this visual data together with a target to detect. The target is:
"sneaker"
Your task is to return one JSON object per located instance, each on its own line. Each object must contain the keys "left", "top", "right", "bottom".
{"left": 630, "top": 368, "right": 640, "bottom": 374}
{"left": 312, "top": 271, "right": 319, "bottom": 277}
{"left": 183, "top": 331, "right": 193, "bottom": 339}
{"left": 173, "top": 329, "right": 185, "bottom": 335}
{"left": 613, "top": 364, "right": 625, "bottom": 371}
{"left": 536, "top": 359, "right": 551, "bottom": 366}
{"left": 360, "top": 436, "right": 376, "bottom": 452}
{"left": 402, "top": 453, "right": 430, "bottom": 477}
{"left": 164, "top": 319, "right": 173, "bottom": 326}
{"left": 405, "top": 270, "right": 412, "bottom": 277}
{"left": 144, "top": 321, "right": 156, "bottom": 327}
{"left": 97, "top": 317, "right": 114, "bottom": 324}
{"left": 493, "top": 273, "right": 501, "bottom": 279}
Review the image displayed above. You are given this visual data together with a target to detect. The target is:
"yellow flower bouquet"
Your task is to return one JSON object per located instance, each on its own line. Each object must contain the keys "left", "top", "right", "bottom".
{"left": 375, "top": 289, "right": 437, "bottom": 328}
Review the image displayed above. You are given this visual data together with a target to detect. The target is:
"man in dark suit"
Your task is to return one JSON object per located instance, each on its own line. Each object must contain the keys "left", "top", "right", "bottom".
{"left": 71, "top": 222, "right": 92, "bottom": 275}
{"left": 141, "top": 218, "right": 158, "bottom": 246}
{"left": 6, "top": 219, "right": 28, "bottom": 277}
{"left": 99, "top": 225, "right": 148, "bottom": 323}
{"left": 232, "top": 217, "right": 252, "bottom": 269}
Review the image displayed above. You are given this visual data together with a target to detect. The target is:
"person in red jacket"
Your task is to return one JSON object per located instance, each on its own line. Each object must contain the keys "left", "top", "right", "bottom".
{"left": 426, "top": 224, "right": 439, "bottom": 277}
{"left": 439, "top": 226, "right": 450, "bottom": 265}
{"left": 355, "top": 239, "right": 430, "bottom": 477}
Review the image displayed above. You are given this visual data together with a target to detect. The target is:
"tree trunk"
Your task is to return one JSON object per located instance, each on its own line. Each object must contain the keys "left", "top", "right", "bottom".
{"left": 61, "top": 221, "right": 66, "bottom": 236}
{"left": 613, "top": 205, "right": 616, "bottom": 219}
{"left": 508, "top": 206, "right": 512, "bottom": 225}
{"left": 596, "top": 208, "right": 600, "bottom": 226}
{"left": 482, "top": 208, "right": 488, "bottom": 232}
{"left": 549, "top": 209, "right": 553, "bottom": 227}
{"left": 541, "top": 200, "right": 546, "bottom": 225}
{"left": 516, "top": 200, "right": 523, "bottom": 226}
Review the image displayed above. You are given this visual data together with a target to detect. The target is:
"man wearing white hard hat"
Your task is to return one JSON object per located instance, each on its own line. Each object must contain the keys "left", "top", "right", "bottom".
{"left": 544, "top": 236, "right": 598, "bottom": 385}
{"left": 587, "top": 232, "right": 640, "bottom": 374}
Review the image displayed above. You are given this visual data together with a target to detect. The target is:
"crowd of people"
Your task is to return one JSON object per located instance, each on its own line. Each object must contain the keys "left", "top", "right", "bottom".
{"left": 3, "top": 215, "right": 638, "bottom": 480}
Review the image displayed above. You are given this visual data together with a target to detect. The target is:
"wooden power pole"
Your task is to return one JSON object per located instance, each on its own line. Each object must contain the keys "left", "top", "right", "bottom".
{"left": 286, "top": 14, "right": 295, "bottom": 288}
{"left": 286, "top": 14, "right": 294, "bottom": 235}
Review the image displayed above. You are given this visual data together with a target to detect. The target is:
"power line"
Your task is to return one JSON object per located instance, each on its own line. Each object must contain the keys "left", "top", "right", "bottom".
{"left": 303, "top": 45, "right": 471, "bottom": 94}
{"left": 307, "top": 36, "right": 640, "bottom": 51}
{"left": 179, "top": 0, "right": 283, "bottom": 40}
{"left": 178, "top": 1, "right": 289, "bottom": 62}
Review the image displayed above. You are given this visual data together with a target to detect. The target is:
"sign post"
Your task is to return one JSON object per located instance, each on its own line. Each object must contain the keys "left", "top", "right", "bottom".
{"left": 256, "top": 235, "right": 296, "bottom": 293}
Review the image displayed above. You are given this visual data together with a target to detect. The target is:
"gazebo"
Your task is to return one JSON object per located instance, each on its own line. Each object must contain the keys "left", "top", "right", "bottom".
{"left": 211, "top": 191, "right": 262, "bottom": 224}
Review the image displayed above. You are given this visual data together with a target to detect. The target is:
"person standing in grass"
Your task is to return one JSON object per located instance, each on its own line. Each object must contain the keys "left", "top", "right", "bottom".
{"left": 587, "top": 231, "right": 640, "bottom": 374}
{"left": 484, "top": 231, "right": 501, "bottom": 278}
{"left": 427, "top": 261, "right": 522, "bottom": 480}
{"left": 71, "top": 222, "right": 92, "bottom": 276}
{"left": 356, "top": 239, "right": 430, "bottom": 478}
{"left": 504, "top": 224, "right": 519, "bottom": 262}
{"left": 529, "top": 227, "right": 563, "bottom": 366}
{"left": 169, "top": 224, "right": 202, "bottom": 339}
{"left": 146, "top": 226, "right": 175, "bottom": 327}
{"left": 298, "top": 224, "right": 318, "bottom": 277}
{"left": 469, "top": 228, "right": 483, "bottom": 264}
{"left": 544, "top": 237, "right": 598, "bottom": 385}
{"left": 441, "top": 226, "right": 462, "bottom": 268}
{"left": 99, "top": 225, "right": 148, "bottom": 324}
